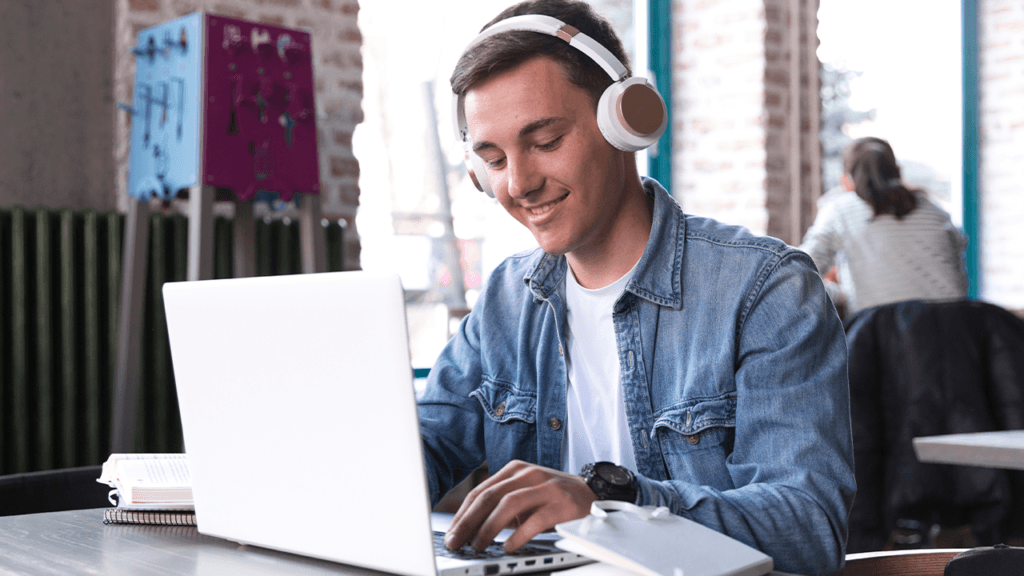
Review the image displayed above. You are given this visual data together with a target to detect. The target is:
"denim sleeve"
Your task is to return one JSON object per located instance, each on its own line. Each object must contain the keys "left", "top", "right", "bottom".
{"left": 635, "top": 252, "right": 856, "bottom": 576}
{"left": 417, "top": 308, "right": 488, "bottom": 508}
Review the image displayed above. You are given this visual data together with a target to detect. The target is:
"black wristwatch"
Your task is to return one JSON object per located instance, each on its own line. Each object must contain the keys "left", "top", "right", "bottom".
{"left": 580, "top": 461, "right": 638, "bottom": 503}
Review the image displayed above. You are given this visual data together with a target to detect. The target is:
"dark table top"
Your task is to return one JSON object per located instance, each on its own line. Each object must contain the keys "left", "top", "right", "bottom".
{"left": 0, "top": 508, "right": 388, "bottom": 576}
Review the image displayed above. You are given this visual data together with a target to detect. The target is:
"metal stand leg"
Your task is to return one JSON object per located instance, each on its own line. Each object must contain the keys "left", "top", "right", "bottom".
{"left": 187, "top": 185, "right": 215, "bottom": 281}
{"left": 111, "top": 197, "right": 151, "bottom": 453}
{"left": 299, "top": 194, "right": 327, "bottom": 274}
{"left": 233, "top": 200, "right": 256, "bottom": 278}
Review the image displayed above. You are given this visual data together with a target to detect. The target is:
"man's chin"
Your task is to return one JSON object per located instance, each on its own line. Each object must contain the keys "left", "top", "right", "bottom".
{"left": 532, "top": 237, "right": 570, "bottom": 256}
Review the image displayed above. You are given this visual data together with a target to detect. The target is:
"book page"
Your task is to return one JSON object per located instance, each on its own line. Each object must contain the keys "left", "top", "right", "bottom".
{"left": 116, "top": 457, "right": 191, "bottom": 487}
{"left": 103, "top": 454, "right": 194, "bottom": 506}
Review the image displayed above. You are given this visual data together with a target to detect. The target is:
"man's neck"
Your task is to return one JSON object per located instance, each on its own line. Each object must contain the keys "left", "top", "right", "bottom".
{"left": 567, "top": 178, "right": 653, "bottom": 289}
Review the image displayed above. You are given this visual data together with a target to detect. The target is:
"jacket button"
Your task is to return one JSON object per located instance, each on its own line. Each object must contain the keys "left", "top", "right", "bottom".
{"left": 549, "top": 417, "right": 562, "bottom": 431}
{"left": 494, "top": 403, "right": 505, "bottom": 417}
{"left": 686, "top": 433, "right": 701, "bottom": 445}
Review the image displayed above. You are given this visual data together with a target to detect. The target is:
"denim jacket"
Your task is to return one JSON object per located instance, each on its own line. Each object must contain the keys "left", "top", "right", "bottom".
{"left": 418, "top": 178, "right": 855, "bottom": 576}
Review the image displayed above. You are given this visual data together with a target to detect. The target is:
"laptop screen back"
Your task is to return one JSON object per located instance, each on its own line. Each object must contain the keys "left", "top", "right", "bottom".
{"left": 164, "top": 271, "right": 435, "bottom": 576}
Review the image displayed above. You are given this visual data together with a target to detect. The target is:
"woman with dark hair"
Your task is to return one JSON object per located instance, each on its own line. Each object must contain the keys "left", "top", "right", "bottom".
{"left": 800, "top": 137, "right": 968, "bottom": 314}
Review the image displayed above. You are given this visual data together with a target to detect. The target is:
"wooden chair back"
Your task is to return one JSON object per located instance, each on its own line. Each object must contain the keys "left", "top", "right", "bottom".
{"left": 839, "top": 549, "right": 966, "bottom": 576}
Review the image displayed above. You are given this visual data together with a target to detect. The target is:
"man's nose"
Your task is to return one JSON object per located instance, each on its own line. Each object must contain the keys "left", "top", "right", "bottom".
{"left": 506, "top": 154, "right": 543, "bottom": 199}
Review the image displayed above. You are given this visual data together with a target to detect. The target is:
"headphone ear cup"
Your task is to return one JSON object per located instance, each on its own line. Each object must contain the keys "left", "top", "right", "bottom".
{"left": 463, "top": 147, "right": 494, "bottom": 198}
{"left": 596, "top": 77, "right": 667, "bottom": 152}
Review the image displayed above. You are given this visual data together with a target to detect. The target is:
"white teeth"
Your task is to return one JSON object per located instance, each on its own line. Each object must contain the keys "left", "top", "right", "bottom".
{"left": 526, "top": 195, "right": 565, "bottom": 216}
{"left": 529, "top": 203, "right": 556, "bottom": 216}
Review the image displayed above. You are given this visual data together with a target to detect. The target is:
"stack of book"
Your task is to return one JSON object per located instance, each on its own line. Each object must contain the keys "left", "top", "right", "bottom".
{"left": 97, "top": 453, "right": 196, "bottom": 526}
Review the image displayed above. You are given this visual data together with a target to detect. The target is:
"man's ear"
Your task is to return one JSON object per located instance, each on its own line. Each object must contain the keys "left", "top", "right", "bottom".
{"left": 840, "top": 173, "right": 855, "bottom": 192}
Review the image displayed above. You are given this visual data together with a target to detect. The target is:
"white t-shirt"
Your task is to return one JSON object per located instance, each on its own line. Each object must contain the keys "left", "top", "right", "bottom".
{"left": 562, "top": 262, "right": 639, "bottom": 475}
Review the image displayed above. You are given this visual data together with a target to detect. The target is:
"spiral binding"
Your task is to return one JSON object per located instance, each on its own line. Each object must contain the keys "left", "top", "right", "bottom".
{"left": 103, "top": 508, "right": 198, "bottom": 526}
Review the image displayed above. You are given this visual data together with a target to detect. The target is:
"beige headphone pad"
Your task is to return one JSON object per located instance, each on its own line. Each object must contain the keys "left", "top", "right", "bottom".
{"left": 617, "top": 84, "right": 665, "bottom": 137}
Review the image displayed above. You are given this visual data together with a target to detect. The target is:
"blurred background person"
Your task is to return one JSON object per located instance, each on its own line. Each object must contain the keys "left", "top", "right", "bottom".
{"left": 800, "top": 137, "right": 968, "bottom": 316}
{"left": 814, "top": 180, "right": 856, "bottom": 319}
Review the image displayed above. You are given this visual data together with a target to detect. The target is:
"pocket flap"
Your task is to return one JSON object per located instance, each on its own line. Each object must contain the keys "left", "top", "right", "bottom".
{"left": 470, "top": 380, "right": 537, "bottom": 424}
{"left": 651, "top": 395, "right": 736, "bottom": 438}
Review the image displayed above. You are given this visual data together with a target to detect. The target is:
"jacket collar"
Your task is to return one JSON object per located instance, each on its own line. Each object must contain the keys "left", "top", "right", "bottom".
{"left": 524, "top": 177, "right": 686, "bottom": 310}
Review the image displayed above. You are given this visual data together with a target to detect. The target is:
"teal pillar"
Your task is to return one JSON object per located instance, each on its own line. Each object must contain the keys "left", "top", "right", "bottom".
{"left": 962, "top": 0, "right": 980, "bottom": 298}
{"left": 648, "top": 0, "right": 672, "bottom": 186}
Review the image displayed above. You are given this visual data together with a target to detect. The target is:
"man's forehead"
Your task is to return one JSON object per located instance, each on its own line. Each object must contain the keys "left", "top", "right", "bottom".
{"left": 467, "top": 55, "right": 569, "bottom": 95}
{"left": 463, "top": 56, "right": 582, "bottom": 133}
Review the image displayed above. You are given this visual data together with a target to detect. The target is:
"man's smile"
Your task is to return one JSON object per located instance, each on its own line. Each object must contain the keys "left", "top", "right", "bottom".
{"left": 523, "top": 192, "right": 569, "bottom": 219}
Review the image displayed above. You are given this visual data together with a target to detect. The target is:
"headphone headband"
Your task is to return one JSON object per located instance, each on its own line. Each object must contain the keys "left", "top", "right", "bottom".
{"left": 467, "top": 15, "right": 628, "bottom": 80}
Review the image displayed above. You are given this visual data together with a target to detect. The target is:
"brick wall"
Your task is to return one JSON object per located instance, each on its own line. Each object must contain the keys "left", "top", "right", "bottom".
{"left": 115, "top": 0, "right": 363, "bottom": 269}
{"left": 762, "top": 0, "right": 819, "bottom": 244}
{"left": 673, "top": 0, "right": 769, "bottom": 235}
{"left": 672, "top": 0, "right": 819, "bottom": 245}
{"left": 979, "top": 0, "right": 1024, "bottom": 308}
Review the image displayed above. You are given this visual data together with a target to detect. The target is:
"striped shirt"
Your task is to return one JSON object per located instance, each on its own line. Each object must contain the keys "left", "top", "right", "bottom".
{"left": 799, "top": 190, "right": 968, "bottom": 314}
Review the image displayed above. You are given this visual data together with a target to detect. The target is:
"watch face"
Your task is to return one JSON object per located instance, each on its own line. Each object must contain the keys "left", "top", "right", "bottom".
{"left": 596, "top": 462, "right": 631, "bottom": 486}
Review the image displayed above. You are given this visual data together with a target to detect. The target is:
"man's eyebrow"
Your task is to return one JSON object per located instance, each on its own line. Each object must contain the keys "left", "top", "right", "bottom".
{"left": 471, "top": 117, "right": 566, "bottom": 154}
{"left": 518, "top": 117, "right": 564, "bottom": 138}
{"left": 472, "top": 140, "right": 499, "bottom": 154}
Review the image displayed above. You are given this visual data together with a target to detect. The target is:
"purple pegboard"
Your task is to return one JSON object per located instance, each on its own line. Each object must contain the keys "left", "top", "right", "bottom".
{"left": 202, "top": 15, "right": 320, "bottom": 202}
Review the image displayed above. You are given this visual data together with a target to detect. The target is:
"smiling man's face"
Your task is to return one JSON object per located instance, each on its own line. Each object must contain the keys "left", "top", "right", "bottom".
{"left": 464, "top": 56, "right": 633, "bottom": 260}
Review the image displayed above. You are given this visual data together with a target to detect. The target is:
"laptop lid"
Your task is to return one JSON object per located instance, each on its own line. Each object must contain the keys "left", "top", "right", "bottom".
{"left": 164, "top": 271, "right": 436, "bottom": 576}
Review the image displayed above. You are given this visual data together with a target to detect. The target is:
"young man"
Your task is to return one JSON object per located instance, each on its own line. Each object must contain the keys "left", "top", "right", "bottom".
{"left": 417, "top": 1, "right": 855, "bottom": 574}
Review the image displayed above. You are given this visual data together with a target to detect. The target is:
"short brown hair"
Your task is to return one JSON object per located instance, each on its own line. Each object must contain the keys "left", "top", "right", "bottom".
{"left": 450, "top": 0, "right": 631, "bottom": 108}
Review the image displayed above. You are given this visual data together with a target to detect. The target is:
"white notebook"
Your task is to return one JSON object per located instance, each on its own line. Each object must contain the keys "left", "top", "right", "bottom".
{"left": 555, "top": 502, "right": 773, "bottom": 576}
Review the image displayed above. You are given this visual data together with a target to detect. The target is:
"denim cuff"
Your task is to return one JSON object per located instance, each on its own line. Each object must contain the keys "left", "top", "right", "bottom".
{"left": 634, "top": 472, "right": 682, "bottom": 512}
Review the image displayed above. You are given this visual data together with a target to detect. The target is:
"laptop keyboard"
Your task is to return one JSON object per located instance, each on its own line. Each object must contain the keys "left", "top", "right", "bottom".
{"left": 432, "top": 532, "right": 559, "bottom": 560}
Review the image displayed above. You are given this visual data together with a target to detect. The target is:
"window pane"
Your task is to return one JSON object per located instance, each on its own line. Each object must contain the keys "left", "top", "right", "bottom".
{"left": 818, "top": 0, "right": 963, "bottom": 226}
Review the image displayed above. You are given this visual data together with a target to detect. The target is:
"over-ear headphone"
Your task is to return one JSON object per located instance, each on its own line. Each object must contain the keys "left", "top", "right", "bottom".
{"left": 452, "top": 14, "right": 668, "bottom": 197}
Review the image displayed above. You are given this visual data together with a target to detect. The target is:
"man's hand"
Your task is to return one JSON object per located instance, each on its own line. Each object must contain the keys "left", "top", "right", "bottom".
{"left": 444, "top": 460, "right": 597, "bottom": 553}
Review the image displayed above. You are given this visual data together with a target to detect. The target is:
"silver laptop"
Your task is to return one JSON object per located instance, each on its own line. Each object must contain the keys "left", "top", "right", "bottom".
{"left": 164, "top": 271, "right": 589, "bottom": 576}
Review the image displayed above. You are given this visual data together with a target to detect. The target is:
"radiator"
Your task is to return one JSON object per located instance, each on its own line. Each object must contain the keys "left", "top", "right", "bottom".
{"left": 0, "top": 207, "right": 344, "bottom": 475}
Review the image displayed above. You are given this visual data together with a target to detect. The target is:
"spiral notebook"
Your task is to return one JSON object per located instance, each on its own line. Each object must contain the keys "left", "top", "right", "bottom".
{"left": 103, "top": 509, "right": 197, "bottom": 526}
{"left": 164, "top": 271, "right": 590, "bottom": 576}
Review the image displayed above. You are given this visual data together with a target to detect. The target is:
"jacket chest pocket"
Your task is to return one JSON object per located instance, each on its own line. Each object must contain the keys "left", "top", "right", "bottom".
{"left": 470, "top": 380, "right": 538, "bottom": 469}
{"left": 652, "top": 395, "right": 736, "bottom": 488}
